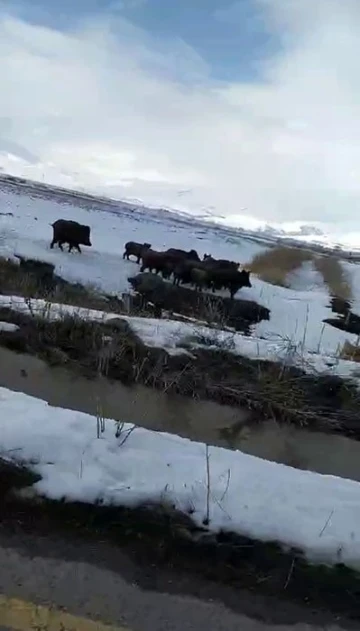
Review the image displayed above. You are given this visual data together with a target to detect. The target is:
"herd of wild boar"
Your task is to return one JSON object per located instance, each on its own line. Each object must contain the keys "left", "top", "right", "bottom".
{"left": 50, "top": 219, "right": 251, "bottom": 300}
{"left": 123, "top": 242, "right": 251, "bottom": 299}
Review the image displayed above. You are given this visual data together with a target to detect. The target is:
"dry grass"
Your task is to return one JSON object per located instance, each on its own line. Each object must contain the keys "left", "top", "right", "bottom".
{"left": 0, "top": 257, "right": 111, "bottom": 311}
{"left": 339, "top": 340, "right": 360, "bottom": 362}
{"left": 0, "top": 256, "right": 270, "bottom": 334}
{"left": 313, "top": 255, "right": 353, "bottom": 301}
{"left": 248, "top": 247, "right": 354, "bottom": 301}
{"left": 248, "top": 247, "right": 313, "bottom": 287}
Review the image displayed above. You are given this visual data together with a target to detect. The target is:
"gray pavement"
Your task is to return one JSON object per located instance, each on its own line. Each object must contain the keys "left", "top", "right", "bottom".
{"left": 0, "top": 526, "right": 354, "bottom": 631}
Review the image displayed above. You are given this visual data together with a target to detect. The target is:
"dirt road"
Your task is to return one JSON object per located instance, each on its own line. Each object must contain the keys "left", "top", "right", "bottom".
{"left": 0, "top": 521, "right": 355, "bottom": 631}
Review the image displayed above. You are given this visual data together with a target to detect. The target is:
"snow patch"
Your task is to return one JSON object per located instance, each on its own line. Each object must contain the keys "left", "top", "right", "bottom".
{"left": 1, "top": 294, "right": 359, "bottom": 383}
{"left": 1, "top": 386, "right": 360, "bottom": 571}
{"left": 286, "top": 260, "right": 326, "bottom": 293}
{"left": 0, "top": 321, "right": 19, "bottom": 332}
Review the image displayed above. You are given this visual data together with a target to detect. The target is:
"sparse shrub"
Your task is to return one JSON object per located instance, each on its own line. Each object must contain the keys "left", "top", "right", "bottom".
{"left": 339, "top": 340, "right": 360, "bottom": 362}
{"left": 0, "top": 256, "right": 123, "bottom": 314}
{"left": 200, "top": 294, "right": 227, "bottom": 327}
{"left": 313, "top": 255, "right": 353, "bottom": 301}
{"left": 1, "top": 297, "right": 360, "bottom": 438}
{"left": 184, "top": 330, "right": 236, "bottom": 352}
{"left": 248, "top": 247, "right": 313, "bottom": 287}
{"left": 248, "top": 247, "right": 354, "bottom": 300}
{"left": 35, "top": 314, "right": 105, "bottom": 359}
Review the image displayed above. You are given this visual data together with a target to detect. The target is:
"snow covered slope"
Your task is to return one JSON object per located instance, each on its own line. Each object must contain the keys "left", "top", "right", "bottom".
{"left": 0, "top": 175, "right": 360, "bottom": 361}
{"left": 0, "top": 179, "right": 266, "bottom": 291}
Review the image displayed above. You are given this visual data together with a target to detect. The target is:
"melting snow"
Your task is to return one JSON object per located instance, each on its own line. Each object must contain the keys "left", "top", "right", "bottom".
{"left": 0, "top": 386, "right": 360, "bottom": 571}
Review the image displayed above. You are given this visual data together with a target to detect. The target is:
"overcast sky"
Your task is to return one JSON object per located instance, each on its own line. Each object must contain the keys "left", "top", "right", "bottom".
{"left": 0, "top": 0, "right": 359, "bottom": 225}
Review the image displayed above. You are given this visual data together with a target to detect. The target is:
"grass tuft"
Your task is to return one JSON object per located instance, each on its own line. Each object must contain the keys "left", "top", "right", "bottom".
{"left": 1, "top": 305, "right": 360, "bottom": 440}
{"left": 313, "top": 255, "right": 353, "bottom": 301}
{"left": 248, "top": 247, "right": 313, "bottom": 287}
{"left": 248, "top": 247, "right": 354, "bottom": 302}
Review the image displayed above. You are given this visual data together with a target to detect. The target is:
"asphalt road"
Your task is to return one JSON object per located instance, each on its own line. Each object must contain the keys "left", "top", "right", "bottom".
{"left": 0, "top": 525, "right": 355, "bottom": 631}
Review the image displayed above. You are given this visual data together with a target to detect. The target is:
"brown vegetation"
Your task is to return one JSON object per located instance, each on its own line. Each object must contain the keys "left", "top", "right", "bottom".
{"left": 1, "top": 254, "right": 360, "bottom": 441}
{"left": 248, "top": 247, "right": 313, "bottom": 287}
{"left": 0, "top": 256, "right": 270, "bottom": 334}
{"left": 313, "top": 255, "right": 353, "bottom": 301}
{"left": 0, "top": 256, "right": 163, "bottom": 319}
{"left": 0, "top": 257, "right": 114, "bottom": 312}
{"left": 248, "top": 247, "right": 354, "bottom": 301}
{"left": 0, "top": 307, "right": 360, "bottom": 440}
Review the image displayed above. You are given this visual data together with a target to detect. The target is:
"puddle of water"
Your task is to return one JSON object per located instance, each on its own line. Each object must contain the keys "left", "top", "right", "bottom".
{"left": 235, "top": 422, "right": 360, "bottom": 482}
{"left": 0, "top": 347, "right": 248, "bottom": 447}
{"left": 1, "top": 346, "right": 360, "bottom": 482}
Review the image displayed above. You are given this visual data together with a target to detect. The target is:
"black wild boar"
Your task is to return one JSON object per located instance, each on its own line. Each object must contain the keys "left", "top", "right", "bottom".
{"left": 203, "top": 255, "right": 238, "bottom": 270}
{"left": 50, "top": 219, "right": 92, "bottom": 254}
{"left": 173, "top": 259, "right": 202, "bottom": 286}
{"left": 210, "top": 268, "right": 252, "bottom": 299}
{"left": 140, "top": 250, "right": 175, "bottom": 277}
{"left": 128, "top": 272, "right": 165, "bottom": 295}
{"left": 165, "top": 248, "right": 200, "bottom": 262}
{"left": 190, "top": 267, "right": 211, "bottom": 292}
{"left": 123, "top": 241, "right": 151, "bottom": 264}
{"left": 128, "top": 272, "right": 167, "bottom": 310}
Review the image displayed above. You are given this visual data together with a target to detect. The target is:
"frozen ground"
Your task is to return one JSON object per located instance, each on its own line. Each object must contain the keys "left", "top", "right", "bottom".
{"left": 1, "top": 294, "right": 359, "bottom": 383}
{"left": 0, "top": 182, "right": 359, "bottom": 359}
{"left": 342, "top": 259, "right": 360, "bottom": 312}
{"left": 1, "top": 386, "right": 360, "bottom": 571}
{"left": 0, "top": 185, "right": 264, "bottom": 294}
{"left": 285, "top": 260, "right": 325, "bottom": 293}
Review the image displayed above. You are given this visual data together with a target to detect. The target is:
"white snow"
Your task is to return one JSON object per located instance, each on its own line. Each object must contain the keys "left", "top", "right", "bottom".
{"left": 237, "top": 278, "right": 356, "bottom": 356}
{"left": 1, "top": 386, "right": 360, "bottom": 571}
{"left": 286, "top": 260, "right": 325, "bottom": 293}
{"left": 342, "top": 259, "right": 360, "bottom": 313}
{"left": 0, "top": 321, "right": 19, "bottom": 332}
{"left": 0, "top": 186, "right": 264, "bottom": 295}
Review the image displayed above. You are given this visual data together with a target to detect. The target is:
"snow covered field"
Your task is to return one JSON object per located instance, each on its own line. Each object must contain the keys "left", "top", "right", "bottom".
{"left": 0, "top": 184, "right": 265, "bottom": 294}
{"left": 1, "top": 386, "right": 360, "bottom": 571}
{"left": 0, "top": 181, "right": 360, "bottom": 362}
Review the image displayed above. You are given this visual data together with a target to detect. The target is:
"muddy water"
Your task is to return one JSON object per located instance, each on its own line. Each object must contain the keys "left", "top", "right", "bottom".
{"left": 0, "top": 347, "right": 249, "bottom": 447}
{"left": 1, "top": 346, "right": 360, "bottom": 482}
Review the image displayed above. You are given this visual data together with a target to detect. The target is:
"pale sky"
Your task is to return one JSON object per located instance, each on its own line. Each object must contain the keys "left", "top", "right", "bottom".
{"left": 0, "top": 0, "right": 359, "bottom": 225}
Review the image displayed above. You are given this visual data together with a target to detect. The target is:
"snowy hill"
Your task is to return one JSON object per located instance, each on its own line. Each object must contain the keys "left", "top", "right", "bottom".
{"left": 1, "top": 171, "right": 360, "bottom": 366}
{"left": 0, "top": 171, "right": 357, "bottom": 255}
